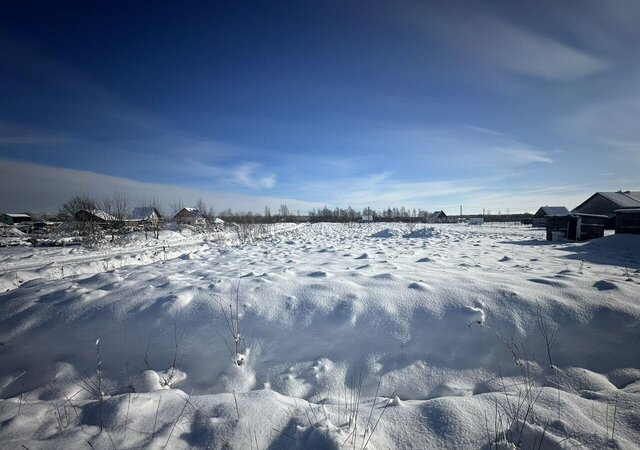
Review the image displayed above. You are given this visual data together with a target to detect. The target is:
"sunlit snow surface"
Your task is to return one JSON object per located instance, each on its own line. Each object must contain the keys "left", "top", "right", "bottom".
{"left": 1, "top": 223, "right": 639, "bottom": 449}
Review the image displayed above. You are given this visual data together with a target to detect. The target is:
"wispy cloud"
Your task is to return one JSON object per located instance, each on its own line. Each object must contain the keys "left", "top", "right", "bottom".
{"left": 410, "top": 5, "right": 608, "bottom": 81}
{"left": 563, "top": 96, "right": 640, "bottom": 151}
{"left": 0, "top": 122, "right": 76, "bottom": 146}
{"left": 464, "top": 125, "right": 511, "bottom": 137}
{"left": 231, "top": 162, "right": 277, "bottom": 190}
{"left": 346, "top": 123, "right": 554, "bottom": 172}
{"left": 294, "top": 170, "right": 516, "bottom": 210}
{"left": 498, "top": 147, "right": 554, "bottom": 164}
{"left": 164, "top": 160, "right": 277, "bottom": 190}
{"left": 0, "top": 39, "right": 280, "bottom": 191}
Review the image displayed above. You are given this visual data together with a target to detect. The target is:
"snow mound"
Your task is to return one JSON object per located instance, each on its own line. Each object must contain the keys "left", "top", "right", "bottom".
{"left": 403, "top": 227, "right": 435, "bottom": 238}
{"left": 1, "top": 227, "right": 26, "bottom": 237}
{"left": 370, "top": 228, "right": 399, "bottom": 238}
{"left": 578, "top": 234, "right": 640, "bottom": 251}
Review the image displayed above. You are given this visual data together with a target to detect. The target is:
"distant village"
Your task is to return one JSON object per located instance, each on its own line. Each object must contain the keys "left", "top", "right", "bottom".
{"left": 1, "top": 190, "right": 639, "bottom": 246}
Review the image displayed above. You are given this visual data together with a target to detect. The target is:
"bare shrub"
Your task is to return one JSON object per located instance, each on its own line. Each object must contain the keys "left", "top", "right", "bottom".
{"left": 536, "top": 307, "right": 558, "bottom": 367}
{"left": 216, "top": 281, "right": 247, "bottom": 366}
{"left": 160, "top": 324, "right": 185, "bottom": 388}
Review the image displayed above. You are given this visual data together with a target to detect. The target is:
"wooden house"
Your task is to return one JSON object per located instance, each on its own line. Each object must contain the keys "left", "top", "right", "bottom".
{"left": 546, "top": 213, "right": 607, "bottom": 241}
{"left": 128, "top": 207, "right": 162, "bottom": 225}
{"left": 615, "top": 209, "right": 640, "bottom": 235}
{"left": 429, "top": 211, "right": 447, "bottom": 223}
{"left": 0, "top": 213, "right": 32, "bottom": 225}
{"left": 572, "top": 191, "right": 640, "bottom": 229}
{"left": 174, "top": 207, "right": 206, "bottom": 225}
{"left": 531, "top": 206, "right": 570, "bottom": 227}
{"left": 74, "top": 209, "right": 116, "bottom": 223}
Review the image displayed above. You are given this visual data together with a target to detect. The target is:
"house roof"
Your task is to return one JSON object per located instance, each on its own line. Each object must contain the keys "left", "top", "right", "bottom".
{"left": 213, "top": 217, "right": 224, "bottom": 224}
{"left": 599, "top": 191, "right": 640, "bottom": 208}
{"left": 129, "top": 207, "right": 161, "bottom": 220}
{"left": 535, "top": 206, "right": 570, "bottom": 217}
{"left": 574, "top": 191, "right": 640, "bottom": 212}
{"left": 175, "top": 207, "right": 206, "bottom": 218}
{"left": 3, "top": 213, "right": 31, "bottom": 218}
{"left": 92, "top": 210, "right": 116, "bottom": 221}
{"left": 77, "top": 209, "right": 117, "bottom": 221}
{"left": 430, "top": 210, "right": 446, "bottom": 218}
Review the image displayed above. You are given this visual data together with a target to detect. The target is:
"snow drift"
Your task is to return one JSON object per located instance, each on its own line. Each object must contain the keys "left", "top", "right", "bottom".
{"left": 0, "top": 223, "right": 639, "bottom": 449}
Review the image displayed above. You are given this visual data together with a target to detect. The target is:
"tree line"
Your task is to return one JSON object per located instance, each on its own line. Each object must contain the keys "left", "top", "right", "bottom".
{"left": 44, "top": 191, "right": 532, "bottom": 226}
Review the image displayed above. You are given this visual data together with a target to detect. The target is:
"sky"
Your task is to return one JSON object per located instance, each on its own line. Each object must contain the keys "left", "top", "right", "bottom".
{"left": 1, "top": 0, "right": 639, "bottom": 214}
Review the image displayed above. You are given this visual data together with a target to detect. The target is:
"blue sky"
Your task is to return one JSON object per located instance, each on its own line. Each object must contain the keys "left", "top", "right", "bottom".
{"left": 1, "top": 1, "right": 639, "bottom": 214}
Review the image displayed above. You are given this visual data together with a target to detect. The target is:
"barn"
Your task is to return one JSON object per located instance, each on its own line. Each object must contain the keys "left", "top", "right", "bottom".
{"left": 531, "top": 206, "right": 570, "bottom": 227}
{"left": 429, "top": 211, "right": 447, "bottom": 223}
{"left": 572, "top": 191, "right": 640, "bottom": 229}
{"left": 0, "top": 213, "right": 32, "bottom": 225}
{"left": 174, "top": 207, "right": 206, "bottom": 225}
{"left": 546, "top": 213, "right": 607, "bottom": 241}
{"left": 615, "top": 209, "right": 640, "bottom": 235}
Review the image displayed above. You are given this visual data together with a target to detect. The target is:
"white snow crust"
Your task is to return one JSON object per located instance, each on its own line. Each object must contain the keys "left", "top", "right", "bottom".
{"left": 1, "top": 223, "right": 639, "bottom": 449}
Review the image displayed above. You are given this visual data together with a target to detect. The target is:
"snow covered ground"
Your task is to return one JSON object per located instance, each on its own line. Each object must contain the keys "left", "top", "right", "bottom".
{"left": 0, "top": 223, "right": 300, "bottom": 293}
{"left": 0, "top": 223, "right": 639, "bottom": 449}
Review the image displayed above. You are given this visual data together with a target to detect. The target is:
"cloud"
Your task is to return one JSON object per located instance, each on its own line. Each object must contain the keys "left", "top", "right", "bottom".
{"left": 0, "top": 40, "right": 284, "bottom": 194}
{"left": 350, "top": 123, "right": 554, "bottom": 172}
{"left": 178, "top": 160, "right": 278, "bottom": 189}
{"left": 0, "top": 122, "right": 76, "bottom": 146}
{"left": 294, "top": 170, "right": 515, "bottom": 210}
{"left": 0, "top": 159, "right": 315, "bottom": 213}
{"left": 412, "top": 5, "right": 608, "bottom": 81}
{"left": 231, "top": 163, "right": 277, "bottom": 190}
{"left": 563, "top": 96, "right": 640, "bottom": 151}
{"left": 464, "top": 125, "right": 511, "bottom": 137}
{"left": 498, "top": 148, "right": 554, "bottom": 164}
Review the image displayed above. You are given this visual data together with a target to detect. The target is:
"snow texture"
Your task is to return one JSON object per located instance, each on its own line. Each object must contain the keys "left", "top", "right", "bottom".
{"left": 0, "top": 223, "right": 639, "bottom": 449}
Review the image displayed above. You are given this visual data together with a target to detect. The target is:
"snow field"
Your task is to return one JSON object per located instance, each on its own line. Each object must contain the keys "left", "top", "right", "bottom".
{"left": 0, "top": 223, "right": 639, "bottom": 448}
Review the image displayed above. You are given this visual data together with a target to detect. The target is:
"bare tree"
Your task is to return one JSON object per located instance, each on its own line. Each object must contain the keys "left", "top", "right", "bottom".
{"left": 111, "top": 189, "right": 130, "bottom": 223}
{"left": 147, "top": 196, "right": 163, "bottom": 217}
{"left": 149, "top": 197, "right": 164, "bottom": 239}
{"left": 169, "top": 200, "right": 183, "bottom": 217}
{"left": 102, "top": 189, "right": 130, "bottom": 242}
{"left": 279, "top": 204, "right": 289, "bottom": 221}
{"left": 196, "top": 198, "right": 207, "bottom": 215}
{"left": 59, "top": 195, "right": 96, "bottom": 222}
{"left": 59, "top": 195, "right": 102, "bottom": 243}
